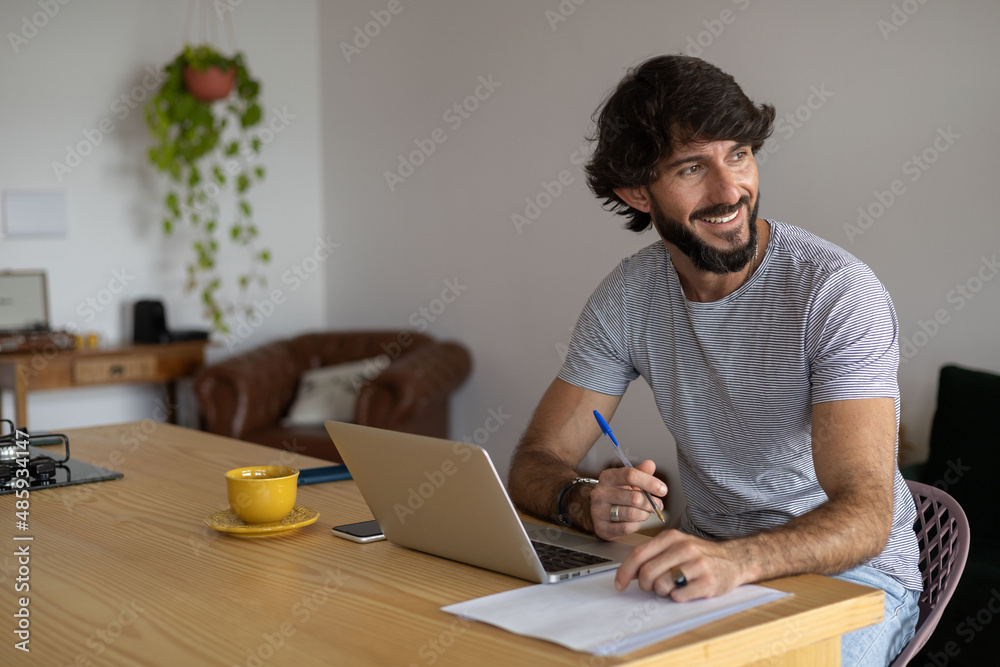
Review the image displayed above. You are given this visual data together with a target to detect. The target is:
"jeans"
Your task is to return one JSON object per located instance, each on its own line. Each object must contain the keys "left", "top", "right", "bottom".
{"left": 834, "top": 565, "right": 921, "bottom": 666}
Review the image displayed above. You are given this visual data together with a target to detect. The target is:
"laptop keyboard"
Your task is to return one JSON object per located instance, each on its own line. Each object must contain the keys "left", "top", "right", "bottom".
{"left": 531, "top": 540, "right": 613, "bottom": 573}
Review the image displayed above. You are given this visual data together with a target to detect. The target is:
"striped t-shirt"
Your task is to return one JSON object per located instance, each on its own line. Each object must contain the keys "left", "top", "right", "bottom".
{"left": 559, "top": 219, "right": 921, "bottom": 590}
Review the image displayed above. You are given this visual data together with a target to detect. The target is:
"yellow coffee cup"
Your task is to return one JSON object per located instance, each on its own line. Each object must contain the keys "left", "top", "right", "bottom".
{"left": 225, "top": 466, "right": 299, "bottom": 524}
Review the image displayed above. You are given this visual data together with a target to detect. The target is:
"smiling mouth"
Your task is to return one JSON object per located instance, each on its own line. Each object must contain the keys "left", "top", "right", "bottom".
{"left": 698, "top": 208, "right": 740, "bottom": 224}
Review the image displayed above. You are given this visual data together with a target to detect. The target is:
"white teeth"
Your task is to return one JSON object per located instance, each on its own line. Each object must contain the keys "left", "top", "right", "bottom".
{"left": 702, "top": 210, "right": 739, "bottom": 224}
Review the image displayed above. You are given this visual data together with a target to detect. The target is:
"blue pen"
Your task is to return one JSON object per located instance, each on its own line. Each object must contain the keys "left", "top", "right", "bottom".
{"left": 593, "top": 410, "right": 666, "bottom": 523}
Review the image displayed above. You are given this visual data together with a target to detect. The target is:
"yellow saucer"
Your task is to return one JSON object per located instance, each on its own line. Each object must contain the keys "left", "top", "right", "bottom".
{"left": 205, "top": 506, "right": 319, "bottom": 538}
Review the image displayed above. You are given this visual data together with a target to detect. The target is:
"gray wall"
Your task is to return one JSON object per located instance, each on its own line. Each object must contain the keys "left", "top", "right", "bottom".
{"left": 319, "top": 0, "right": 1000, "bottom": 519}
{"left": 0, "top": 1, "right": 325, "bottom": 427}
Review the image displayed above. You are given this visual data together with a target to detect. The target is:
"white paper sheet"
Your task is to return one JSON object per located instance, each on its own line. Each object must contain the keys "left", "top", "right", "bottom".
{"left": 442, "top": 571, "right": 789, "bottom": 656}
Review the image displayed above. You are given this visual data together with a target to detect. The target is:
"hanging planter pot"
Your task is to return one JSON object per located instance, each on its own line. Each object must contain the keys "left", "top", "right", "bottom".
{"left": 183, "top": 64, "right": 236, "bottom": 102}
{"left": 144, "top": 44, "right": 269, "bottom": 334}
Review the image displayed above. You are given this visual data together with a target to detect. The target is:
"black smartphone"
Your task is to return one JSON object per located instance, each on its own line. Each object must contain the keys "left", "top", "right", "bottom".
{"left": 330, "top": 519, "right": 385, "bottom": 543}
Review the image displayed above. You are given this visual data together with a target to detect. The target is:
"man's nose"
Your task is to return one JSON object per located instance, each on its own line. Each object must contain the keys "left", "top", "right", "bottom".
{"left": 706, "top": 167, "right": 745, "bottom": 205}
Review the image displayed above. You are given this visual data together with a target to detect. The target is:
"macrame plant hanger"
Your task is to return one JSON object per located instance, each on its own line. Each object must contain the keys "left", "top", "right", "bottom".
{"left": 180, "top": 0, "right": 240, "bottom": 102}
{"left": 183, "top": 0, "right": 238, "bottom": 53}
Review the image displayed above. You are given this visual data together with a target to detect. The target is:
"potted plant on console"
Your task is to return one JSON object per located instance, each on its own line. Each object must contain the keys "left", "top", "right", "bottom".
{"left": 144, "top": 44, "right": 271, "bottom": 333}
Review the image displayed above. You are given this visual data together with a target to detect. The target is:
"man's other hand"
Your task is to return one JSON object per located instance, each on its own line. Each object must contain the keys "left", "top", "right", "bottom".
{"left": 614, "top": 529, "right": 748, "bottom": 601}
{"left": 591, "top": 460, "right": 666, "bottom": 540}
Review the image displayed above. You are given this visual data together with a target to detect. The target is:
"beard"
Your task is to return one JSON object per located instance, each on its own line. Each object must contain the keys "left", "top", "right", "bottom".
{"left": 650, "top": 192, "right": 760, "bottom": 275}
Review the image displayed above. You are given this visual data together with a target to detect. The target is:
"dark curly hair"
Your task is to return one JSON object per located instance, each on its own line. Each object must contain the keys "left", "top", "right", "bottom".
{"left": 585, "top": 55, "right": 775, "bottom": 233}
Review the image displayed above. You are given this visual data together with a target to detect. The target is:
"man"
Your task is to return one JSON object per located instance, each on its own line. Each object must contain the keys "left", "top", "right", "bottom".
{"left": 507, "top": 55, "right": 921, "bottom": 666}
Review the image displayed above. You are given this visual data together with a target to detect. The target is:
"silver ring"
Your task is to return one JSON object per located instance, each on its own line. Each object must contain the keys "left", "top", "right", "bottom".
{"left": 671, "top": 566, "right": 688, "bottom": 589}
{"left": 610, "top": 504, "right": 621, "bottom": 523}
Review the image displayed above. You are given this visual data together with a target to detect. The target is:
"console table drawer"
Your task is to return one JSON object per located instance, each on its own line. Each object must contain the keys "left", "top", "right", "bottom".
{"left": 74, "top": 356, "right": 157, "bottom": 385}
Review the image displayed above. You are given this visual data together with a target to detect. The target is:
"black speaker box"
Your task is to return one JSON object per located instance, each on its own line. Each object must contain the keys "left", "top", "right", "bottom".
{"left": 133, "top": 300, "right": 169, "bottom": 344}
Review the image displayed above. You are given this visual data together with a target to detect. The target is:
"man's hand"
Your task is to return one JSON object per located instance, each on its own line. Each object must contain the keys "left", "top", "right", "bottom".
{"left": 613, "top": 529, "right": 749, "bottom": 601}
{"left": 590, "top": 460, "right": 666, "bottom": 540}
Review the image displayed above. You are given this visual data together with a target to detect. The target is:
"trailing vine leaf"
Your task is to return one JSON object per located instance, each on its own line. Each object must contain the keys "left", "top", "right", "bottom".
{"left": 144, "top": 44, "right": 270, "bottom": 333}
{"left": 241, "top": 103, "right": 262, "bottom": 128}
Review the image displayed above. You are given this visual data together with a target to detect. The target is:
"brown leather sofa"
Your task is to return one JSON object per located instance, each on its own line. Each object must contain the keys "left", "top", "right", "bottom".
{"left": 194, "top": 331, "right": 472, "bottom": 462}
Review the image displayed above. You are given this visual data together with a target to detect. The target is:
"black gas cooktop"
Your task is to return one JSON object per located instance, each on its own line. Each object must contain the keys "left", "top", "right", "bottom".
{"left": 0, "top": 425, "right": 122, "bottom": 495}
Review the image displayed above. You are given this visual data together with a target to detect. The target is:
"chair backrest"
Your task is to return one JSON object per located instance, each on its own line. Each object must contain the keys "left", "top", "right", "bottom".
{"left": 889, "top": 480, "right": 970, "bottom": 666}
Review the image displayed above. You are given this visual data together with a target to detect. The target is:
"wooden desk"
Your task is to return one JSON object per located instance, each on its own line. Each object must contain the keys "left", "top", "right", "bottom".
{"left": 0, "top": 342, "right": 207, "bottom": 428}
{"left": 0, "top": 424, "right": 883, "bottom": 666}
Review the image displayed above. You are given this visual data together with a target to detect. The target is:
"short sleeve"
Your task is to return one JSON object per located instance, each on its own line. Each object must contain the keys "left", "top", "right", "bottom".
{"left": 557, "top": 262, "right": 639, "bottom": 396}
{"left": 806, "top": 263, "right": 899, "bottom": 403}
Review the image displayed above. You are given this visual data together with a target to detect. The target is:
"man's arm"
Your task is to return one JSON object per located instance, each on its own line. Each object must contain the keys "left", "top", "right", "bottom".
{"left": 508, "top": 378, "right": 666, "bottom": 536}
{"left": 615, "top": 397, "right": 897, "bottom": 600}
{"left": 508, "top": 379, "right": 619, "bottom": 531}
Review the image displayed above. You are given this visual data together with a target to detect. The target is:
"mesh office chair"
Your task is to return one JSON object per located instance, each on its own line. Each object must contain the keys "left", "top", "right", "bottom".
{"left": 889, "top": 480, "right": 970, "bottom": 666}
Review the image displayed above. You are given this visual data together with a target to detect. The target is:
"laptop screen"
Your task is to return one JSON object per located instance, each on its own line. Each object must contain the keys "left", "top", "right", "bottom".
{"left": 0, "top": 271, "right": 48, "bottom": 331}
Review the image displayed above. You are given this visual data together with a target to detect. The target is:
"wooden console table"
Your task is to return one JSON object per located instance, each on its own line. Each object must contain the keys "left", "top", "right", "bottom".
{"left": 0, "top": 341, "right": 207, "bottom": 428}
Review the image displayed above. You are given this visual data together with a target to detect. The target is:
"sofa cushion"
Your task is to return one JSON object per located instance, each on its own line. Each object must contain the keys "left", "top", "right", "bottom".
{"left": 284, "top": 355, "right": 389, "bottom": 426}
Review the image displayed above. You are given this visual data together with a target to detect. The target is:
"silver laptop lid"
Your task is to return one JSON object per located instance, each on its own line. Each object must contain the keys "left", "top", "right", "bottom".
{"left": 0, "top": 271, "right": 48, "bottom": 332}
{"left": 325, "top": 420, "right": 548, "bottom": 582}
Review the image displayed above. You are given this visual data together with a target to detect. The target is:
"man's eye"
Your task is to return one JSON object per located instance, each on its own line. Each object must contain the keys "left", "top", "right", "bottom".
{"left": 681, "top": 164, "right": 701, "bottom": 175}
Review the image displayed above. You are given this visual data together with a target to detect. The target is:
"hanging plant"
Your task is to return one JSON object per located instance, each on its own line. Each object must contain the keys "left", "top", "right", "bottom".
{"left": 144, "top": 44, "right": 270, "bottom": 333}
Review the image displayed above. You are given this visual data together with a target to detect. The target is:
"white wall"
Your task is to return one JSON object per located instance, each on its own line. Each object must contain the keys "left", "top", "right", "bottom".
{"left": 0, "top": 0, "right": 325, "bottom": 428}
{"left": 319, "top": 0, "right": 1000, "bottom": 519}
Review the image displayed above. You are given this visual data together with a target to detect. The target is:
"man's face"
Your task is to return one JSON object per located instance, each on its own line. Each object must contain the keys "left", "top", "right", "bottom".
{"left": 645, "top": 140, "right": 759, "bottom": 275}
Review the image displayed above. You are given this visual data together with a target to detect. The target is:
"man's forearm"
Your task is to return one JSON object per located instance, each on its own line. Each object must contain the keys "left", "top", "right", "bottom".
{"left": 508, "top": 446, "right": 594, "bottom": 531}
{"left": 725, "top": 493, "right": 892, "bottom": 584}
{"left": 507, "top": 379, "right": 623, "bottom": 532}
{"left": 729, "top": 397, "right": 898, "bottom": 583}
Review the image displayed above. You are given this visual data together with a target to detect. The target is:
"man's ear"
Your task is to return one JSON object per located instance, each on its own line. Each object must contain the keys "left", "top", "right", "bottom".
{"left": 613, "top": 186, "right": 651, "bottom": 213}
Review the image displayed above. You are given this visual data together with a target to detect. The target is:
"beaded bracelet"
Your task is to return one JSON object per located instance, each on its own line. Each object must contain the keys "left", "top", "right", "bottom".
{"left": 556, "top": 477, "right": 598, "bottom": 528}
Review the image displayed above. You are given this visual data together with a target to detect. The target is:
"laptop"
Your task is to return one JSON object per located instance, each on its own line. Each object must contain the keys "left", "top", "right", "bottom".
{"left": 0, "top": 270, "right": 49, "bottom": 332}
{"left": 324, "top": 420, "right": 634, "bottom": 583}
